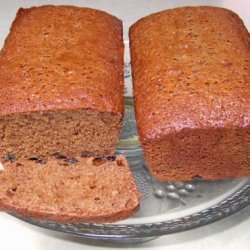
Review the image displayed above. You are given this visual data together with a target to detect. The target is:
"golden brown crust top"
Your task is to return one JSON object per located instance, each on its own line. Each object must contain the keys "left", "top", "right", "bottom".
{"left": 0, "top": 5, "right": 124, "bottom": 116}
{"left": 130, "top": 6, "right": 250, "bottom": 140}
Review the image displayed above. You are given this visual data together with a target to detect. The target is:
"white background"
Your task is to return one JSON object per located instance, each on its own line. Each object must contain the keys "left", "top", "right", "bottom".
{"left": 0, "top": 0, "right": 249, "bottom": 249}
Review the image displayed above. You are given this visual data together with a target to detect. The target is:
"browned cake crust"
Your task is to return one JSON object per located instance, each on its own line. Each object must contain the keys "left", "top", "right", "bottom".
{"left": 0, "top": 6, "right": 124, "bottom": 160}
{"left": 130, "top": 6, "right": 250, "bottom": 181}
{"left": 0, "top": 156, "right": 140, "bottom": 223}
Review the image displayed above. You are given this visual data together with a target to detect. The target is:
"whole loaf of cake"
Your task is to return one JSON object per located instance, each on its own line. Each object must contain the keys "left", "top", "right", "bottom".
{"left": 130, "top": 6, "right": 250, "bottom": 181}
{"left": 0, "top": 5, "right": 124, "bottom": 161}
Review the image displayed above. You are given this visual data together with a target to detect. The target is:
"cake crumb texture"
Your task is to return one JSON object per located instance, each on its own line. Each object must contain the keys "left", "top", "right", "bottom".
{"left": 0, "top": 156, "right": 140, "bottom": 223}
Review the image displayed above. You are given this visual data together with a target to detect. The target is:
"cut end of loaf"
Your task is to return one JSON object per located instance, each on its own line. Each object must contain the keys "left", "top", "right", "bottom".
{"left": 0, "top": 109, "right": 122, "bottom": 161}
{"left": 143, "top": 127, "right": 250, "bottom": 181}
{"left": 0, "top": 155, "right": 140, "bottom": 223}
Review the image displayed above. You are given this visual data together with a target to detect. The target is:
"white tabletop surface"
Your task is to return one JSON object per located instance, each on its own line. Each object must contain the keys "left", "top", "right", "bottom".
{"left": 0, "top": 0, "right": 249, "bottom": 249}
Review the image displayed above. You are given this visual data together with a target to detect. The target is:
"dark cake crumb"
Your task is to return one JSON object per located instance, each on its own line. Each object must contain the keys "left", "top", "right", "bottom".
{"left": 29, "top": 157, "right": 47, "bottom": 164}
{"left": 106, "top": 155, "right": 116, "bottom": 162}
{"left": 16, "top": 163, "right": 23, "bottom": 167}
{"left": 28, "top": 157, "right": 39, "bottom": 161}
{"left": 92, "top": 156, "right": 107, "bottom": 166}
{"left": 116, "top": 159, "right": 124, "bottom": 166}
{"left": 65, "top": 158, "right": 78, "bottom": 164}
{"left": 35, "top": 158, "right": 47, "bottom": 164}
{"left": 52, "top": 152, "right": 67, "bottom": 160}
{"left": 96, "top": 154, "right": 105, "bottom": 159}
{"left": 5, "top": 153, "right": 16, "bottom": 163}
{"left": 81, "top": 151, "right": 95, "bottom": 158}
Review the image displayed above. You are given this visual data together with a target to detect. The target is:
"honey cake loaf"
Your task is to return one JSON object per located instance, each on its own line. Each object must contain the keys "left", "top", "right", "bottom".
{"left": 0, "top": 155, "right": 140, "bottom": 223}
{"left": 0, "top": 6, "right": 124, "bottom": 161}
{"left": 129, "top": 6, "right": 250, "bottom": 181}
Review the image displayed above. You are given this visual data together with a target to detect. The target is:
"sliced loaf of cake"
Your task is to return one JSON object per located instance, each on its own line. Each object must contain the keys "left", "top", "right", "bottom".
{"left": 0, "top": 155, "right": 140, "bottom": 223}
{"left": 0, "top": 5, "right": 124, "bottom": 161}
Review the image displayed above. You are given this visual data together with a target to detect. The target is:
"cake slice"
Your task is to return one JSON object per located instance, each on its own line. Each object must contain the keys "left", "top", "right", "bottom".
{"left": 130, "top": 6, "right": 250, "bottom": 181}
{"left": 0, "top": 155, "right": 140, "bottom": 223}
{"left": 0, "top": 6, "right": 124, "bottom": 161}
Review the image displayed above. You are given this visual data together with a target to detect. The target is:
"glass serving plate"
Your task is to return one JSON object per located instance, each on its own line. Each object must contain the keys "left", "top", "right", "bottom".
{"left": 11, "top": 41, "right": 250, "bottom": 244}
